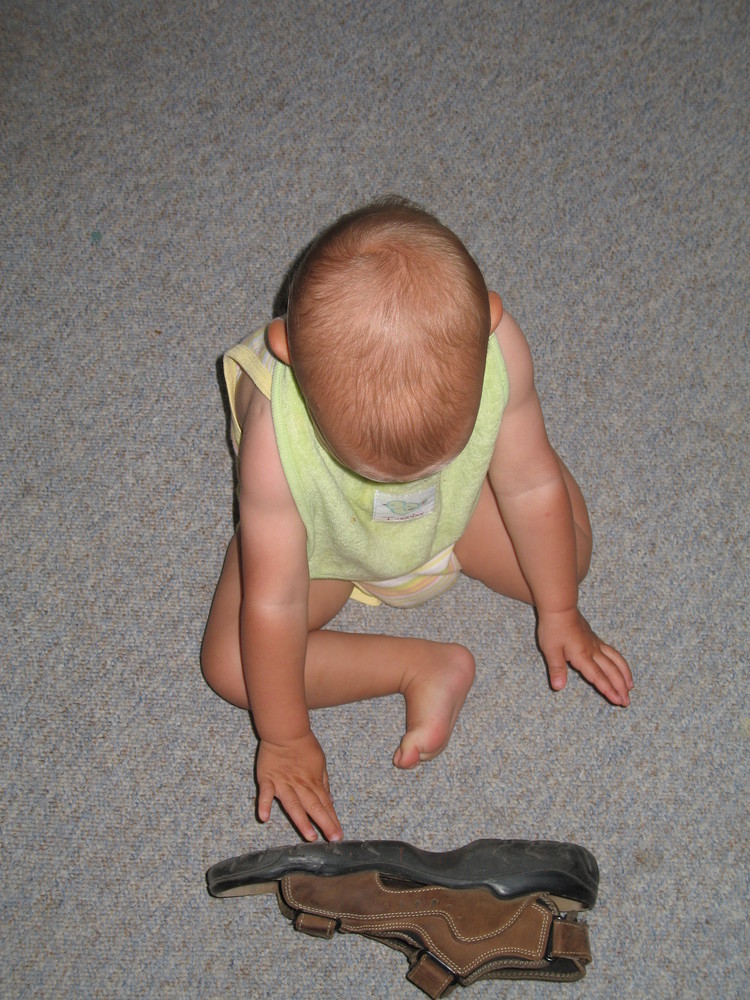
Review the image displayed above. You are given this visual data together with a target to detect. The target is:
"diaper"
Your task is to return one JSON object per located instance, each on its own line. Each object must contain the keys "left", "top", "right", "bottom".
{"left": 350, "top": 546, "right": 461, "bottom": 609}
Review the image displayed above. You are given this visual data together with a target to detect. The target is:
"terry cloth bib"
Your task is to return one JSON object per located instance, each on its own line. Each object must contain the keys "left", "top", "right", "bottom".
{"left": 224, "top": 327, "right": 508, "bottom": 585}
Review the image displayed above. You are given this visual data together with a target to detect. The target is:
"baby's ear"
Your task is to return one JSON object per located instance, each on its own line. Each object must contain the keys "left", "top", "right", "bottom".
{"left": 268, "top": 318, "right": 291, "bottom": 364}
{"left": 488, "top": 291, "right": 503, "bottom": 333}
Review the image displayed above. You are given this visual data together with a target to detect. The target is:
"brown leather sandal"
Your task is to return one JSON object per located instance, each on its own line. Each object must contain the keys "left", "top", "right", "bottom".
{"left": 207, "top": 839, "right": 597, "bottom": 996}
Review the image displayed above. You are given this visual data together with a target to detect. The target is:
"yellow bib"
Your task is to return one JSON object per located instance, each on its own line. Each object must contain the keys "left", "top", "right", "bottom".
{"left": 224, "top": 328, "right": 508, "bottom": 584}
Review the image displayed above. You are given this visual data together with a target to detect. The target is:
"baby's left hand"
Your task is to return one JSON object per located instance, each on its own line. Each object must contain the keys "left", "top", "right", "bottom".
{"left": 536, "top": 608, "right": 633, "bottom": 706}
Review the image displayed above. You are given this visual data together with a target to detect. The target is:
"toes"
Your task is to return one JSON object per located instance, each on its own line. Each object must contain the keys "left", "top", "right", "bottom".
{"left": 393, "top": 739, "right": 421, "bottom": 770}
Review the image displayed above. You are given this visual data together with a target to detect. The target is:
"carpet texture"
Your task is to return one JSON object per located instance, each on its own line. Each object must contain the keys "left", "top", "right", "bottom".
{"left": 2, "top": 1, "right": 747, "bottom": 997}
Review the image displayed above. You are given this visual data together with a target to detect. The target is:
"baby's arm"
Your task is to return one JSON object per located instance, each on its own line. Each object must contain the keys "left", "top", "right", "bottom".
{"left": 237, "top": 386, "right": 342, "bottom": 841}
{"left": 490, "top": 313, "right": 633, "bottom": 705}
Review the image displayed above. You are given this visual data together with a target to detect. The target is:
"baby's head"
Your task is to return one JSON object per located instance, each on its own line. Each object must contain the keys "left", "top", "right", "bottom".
{"left": 283, "top": 197, "right": 491, "bottom": 482}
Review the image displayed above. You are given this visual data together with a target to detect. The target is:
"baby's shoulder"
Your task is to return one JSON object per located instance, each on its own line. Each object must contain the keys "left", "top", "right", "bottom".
{"left": 236, "top": 384, "right": 289, "bottom": 499}
{"left": 492, "top": 311, "right": 534, "bottom": 390}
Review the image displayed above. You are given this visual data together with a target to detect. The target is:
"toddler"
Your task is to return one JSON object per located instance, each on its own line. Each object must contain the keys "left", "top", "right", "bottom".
{"left": 202, "top": 197, "right": 633, "bottom": 843}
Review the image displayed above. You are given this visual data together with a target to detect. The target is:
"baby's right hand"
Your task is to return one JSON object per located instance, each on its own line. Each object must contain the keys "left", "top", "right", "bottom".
{"left": 255, "top": 732, "right": 343, "bottom": 843}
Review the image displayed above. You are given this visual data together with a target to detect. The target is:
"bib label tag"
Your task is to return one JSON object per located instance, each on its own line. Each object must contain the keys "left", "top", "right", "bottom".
{"left": 373, "top": 487, "right": 436, "bottom": 522}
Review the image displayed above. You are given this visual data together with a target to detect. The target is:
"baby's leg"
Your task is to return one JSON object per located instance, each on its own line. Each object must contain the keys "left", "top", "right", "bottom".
{"left": 454, "top": 458, "right": 592, "bottom": 601}
{"left": 201, "top": 532, "right": 250, "bottom": 709}
{"left": 201, "top": 532, "right": 475, "bottom": 768}
{"left": 303, "top": 629, "right": 476, "bottom": 770}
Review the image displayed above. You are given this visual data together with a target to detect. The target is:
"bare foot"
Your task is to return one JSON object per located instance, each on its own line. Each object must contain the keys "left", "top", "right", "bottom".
{"left": 392, "top": 643, "right": 476, "bottom": 769}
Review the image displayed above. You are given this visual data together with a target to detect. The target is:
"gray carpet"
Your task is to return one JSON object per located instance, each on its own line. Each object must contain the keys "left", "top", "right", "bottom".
{"left": 2, "top": 1, "right": 747, "bottom": 997}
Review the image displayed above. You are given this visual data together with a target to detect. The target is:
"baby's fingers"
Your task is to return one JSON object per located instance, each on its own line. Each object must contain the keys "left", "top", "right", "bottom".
{"left": 255, "top": 775, "right": 321, "bottom": 841}
{"left": 258, "top": 766, "right": 343, "bottom": 843}
{"left": 256, "top": 777, "right": 277, "bottom": 825}
{"left": 579, "top": 649, "right": 632, "bottom": 706}
{"left": 545, "top": 653, "right": 569, "bottom": 693}
{"left": 280, "top": 782, "right": 343, "bottom": 844}
{"left": 605, "top": 643, "right": 634, "bottom": 691}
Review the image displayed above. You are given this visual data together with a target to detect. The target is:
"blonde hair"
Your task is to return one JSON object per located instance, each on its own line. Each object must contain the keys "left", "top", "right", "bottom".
{"left": 286, "top": 197, "right": 490, "bottom": 477}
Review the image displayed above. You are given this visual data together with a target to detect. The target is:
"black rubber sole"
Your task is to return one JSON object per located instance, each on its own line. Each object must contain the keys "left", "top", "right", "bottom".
{"left": 206, "top": 838, "right": 599, "bottom": 909}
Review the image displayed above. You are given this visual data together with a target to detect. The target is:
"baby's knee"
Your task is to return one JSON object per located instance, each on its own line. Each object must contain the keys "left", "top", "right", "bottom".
{"left": 576, "top": 524, "right": 593, "bottom": 583}
{"left": 199, "top": 638, "right": 223, "bottom": 697}
{"left": 200, "top": 634, "right": 248, "bottom": 710}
